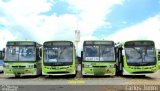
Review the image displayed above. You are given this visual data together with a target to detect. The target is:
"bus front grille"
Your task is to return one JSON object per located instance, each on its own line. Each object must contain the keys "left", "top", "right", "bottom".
{"left": 132, "top": 71, "right": 154, "bottom": 74}
{"left": 12, "top": 66, "right": 26, "bottom": 68}
{"left": 47, "top": 72, "right": 70, "bottom": 74}
{"left": 93, "top": 66, "right": 107, "bottom": 68}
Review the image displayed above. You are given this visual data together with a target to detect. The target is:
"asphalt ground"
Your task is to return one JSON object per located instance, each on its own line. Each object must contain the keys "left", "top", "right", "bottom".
{"left": 0, "top": 66, "right": 160, "bottom": 91}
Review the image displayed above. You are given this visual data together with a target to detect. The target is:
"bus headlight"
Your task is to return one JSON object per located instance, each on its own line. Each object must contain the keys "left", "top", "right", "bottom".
{"left": 4, "top": 64, "right": 12, "bottom": 68}
{"left": 110, "top": 64, "right": 115, "bottom": 68}
{"left": 83, "top": 64, "right": 92, "bottom": 68}
{"left": 26, "top": 64, "right": 34, "bottom": 68}
{"left": 106, "top": 64, "right": 115, "bottom": 68}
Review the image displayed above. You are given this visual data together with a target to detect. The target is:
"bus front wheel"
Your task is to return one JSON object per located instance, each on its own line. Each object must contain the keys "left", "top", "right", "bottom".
{"left": 15, "top": 74, "right": 20, "bottom": 78}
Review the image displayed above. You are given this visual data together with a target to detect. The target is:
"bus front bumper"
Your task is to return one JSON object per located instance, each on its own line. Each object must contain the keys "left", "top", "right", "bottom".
{"left": 3, "top": 68, "right": 37, "bottom": 76}
{"left": 4, "top": 72, "right": 37, "bottom": 76}
{"left": 42, "top": 65, "right": 76, "bottom": 76}
{"left": 123, "top": 68, "right": 158, "bottom": 76}
{"left": 82, "top": 71, "right": 115, "bottom": 76}
{"left": 82, "top": 68, "right": 116, "bottom": 76}
{"left": 42, "top": 70, "right": 76, "bottom": 76}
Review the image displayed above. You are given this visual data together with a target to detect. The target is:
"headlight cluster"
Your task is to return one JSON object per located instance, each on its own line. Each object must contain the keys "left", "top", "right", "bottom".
{"left": 3, "top": 64, "right": 12, "bottom": 68}
{"left": 107, "top": 64, "right": 115, "bottom": 68}
{"left": 83, "top": 64, "right": 92, "bottom": 68}
{"left": 26, "top": 64, "right": 35, "bottom": 68}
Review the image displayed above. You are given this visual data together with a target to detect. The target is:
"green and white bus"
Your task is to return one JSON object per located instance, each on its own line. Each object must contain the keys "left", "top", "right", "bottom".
{"left": 3, "top": 41, "right": 42, "bottom": 77}
{"left": 116, "top": 40, "right": 158, "bottom": 75}
{"left": 42, "top": 41, "right": 77, "bottom": 76}
{"left": 81, "top": 40, "right": 116, "bottom": 76}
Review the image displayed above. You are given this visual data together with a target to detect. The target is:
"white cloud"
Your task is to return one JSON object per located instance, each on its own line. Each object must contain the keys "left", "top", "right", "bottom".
{"left": 0, "top": 0, "right": 124, "bottom": 55}
{"left": 67, "top": 0, "right": 124, "bottom": 36}
{"left": 0, "top": 30, "right": 16, "bottom": 49}
{"left": 66, "top": 0, "right": 124, "bottom": 55}
{"left": 0, "top": 0, "right": 53, "bottom": 16}
{"left": 106, "top": 14, "right": 160, "bottom": 48}
{"left": 0, "top": 0, "right": 54, "bottom": 47}
{"left": 32, "top": 14, "right": 79, "bottom": 43}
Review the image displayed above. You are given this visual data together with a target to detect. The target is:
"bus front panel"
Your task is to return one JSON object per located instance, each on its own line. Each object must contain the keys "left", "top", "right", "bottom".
{"left": 122, "top": 41, "right": 158, "bottom": 75}
{"left": 3, "top": 41, "right": 41, "bottom": 76}
{"left": 82, "top": 41, "right": 116, "bottom": 76}
{"left": 42, "top": 41, "right": 76, "bottom": 76}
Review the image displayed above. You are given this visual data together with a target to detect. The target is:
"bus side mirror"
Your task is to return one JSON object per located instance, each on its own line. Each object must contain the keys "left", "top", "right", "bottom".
{"left": 76, "top": 56, "right": 80, "bottom": 65}
{"left": 39, "top": 48, "right": 42, "bottom": 58}
{"left": 2, "top": 48, "right": 5, "bottom": 59}
{"left": 36, "top": 48, "right": 41, "bottom": 61}
{"left": 3, "top": 48, "right": 5, "bottom": 53}
{"left": 81, "top": 51, "right": 83, "bottom": 64}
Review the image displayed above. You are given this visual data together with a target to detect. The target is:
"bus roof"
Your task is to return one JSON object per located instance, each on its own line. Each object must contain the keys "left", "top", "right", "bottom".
{"left": 115, "top": 40, "right": 155, "bottom": 47}
{"left": 122, "top": 40, "right": 155, "bottom": 47}
{"left": 83, "top": 40, "right": 114, "bottom": 46}
{"left": 43, "top": 41, "right": 74, "bottom": 47}
{"left": 43, "top": 40, "right": 73, "bottom": 43}
{"left": 7, "top": 40, "right": 38, "bottom": 43}
{"left": 124, "top": 40, "right": 154, "bottom": 43}
{"left": 6, "top": 40, "right": 41, "bottom": 46}
{"left": 83, "top": 40, "right": 114, "bottom": 42}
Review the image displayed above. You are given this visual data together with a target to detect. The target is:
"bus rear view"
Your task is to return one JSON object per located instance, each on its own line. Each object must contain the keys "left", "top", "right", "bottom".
{"left": 42, "top": 41, "right": 77, "bottom": 76}
{"left": 82, "top": 40, "right": 116, "bottom": 76}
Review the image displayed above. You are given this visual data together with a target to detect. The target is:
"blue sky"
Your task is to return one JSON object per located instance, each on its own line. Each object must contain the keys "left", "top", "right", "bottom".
{"left": 93, "top": 0, "right": 160, "bottom": 37}
{"left": 0, "top": 0, "right": 160, "bottom": 54}
{"left": 41, "top": 0, "right": 76, "bottom": 16}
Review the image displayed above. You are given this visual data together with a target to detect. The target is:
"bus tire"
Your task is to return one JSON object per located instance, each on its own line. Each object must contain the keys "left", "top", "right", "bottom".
{"left": 82, "top": 75, "right": 87, "bottom": 78}
{"left": 15, "top": 74, "right": 20, "bottom": 78}
{"left": 70, "top": 74, "right": 76, "bottom": 78}
{"left": 140, "top": 75, "right": 145, "bottom": 77}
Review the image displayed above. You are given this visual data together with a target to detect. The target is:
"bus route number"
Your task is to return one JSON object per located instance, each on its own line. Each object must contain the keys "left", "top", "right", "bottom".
{"left": 85, "top": 57, "right": 99, "bottom": 61}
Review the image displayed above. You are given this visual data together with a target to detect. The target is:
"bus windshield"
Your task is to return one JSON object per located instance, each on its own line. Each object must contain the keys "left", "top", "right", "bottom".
{"left": 125, "top": 47, "right": 156, "bottom": 65}
{"left": 44, "top": 46, "right": 72, "bottom": 63}
{"left": 84, "top": 45, "right": 115, "bottom": 61}
{"left": 5, "top": 46, "right": 36, "bottom": 61}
